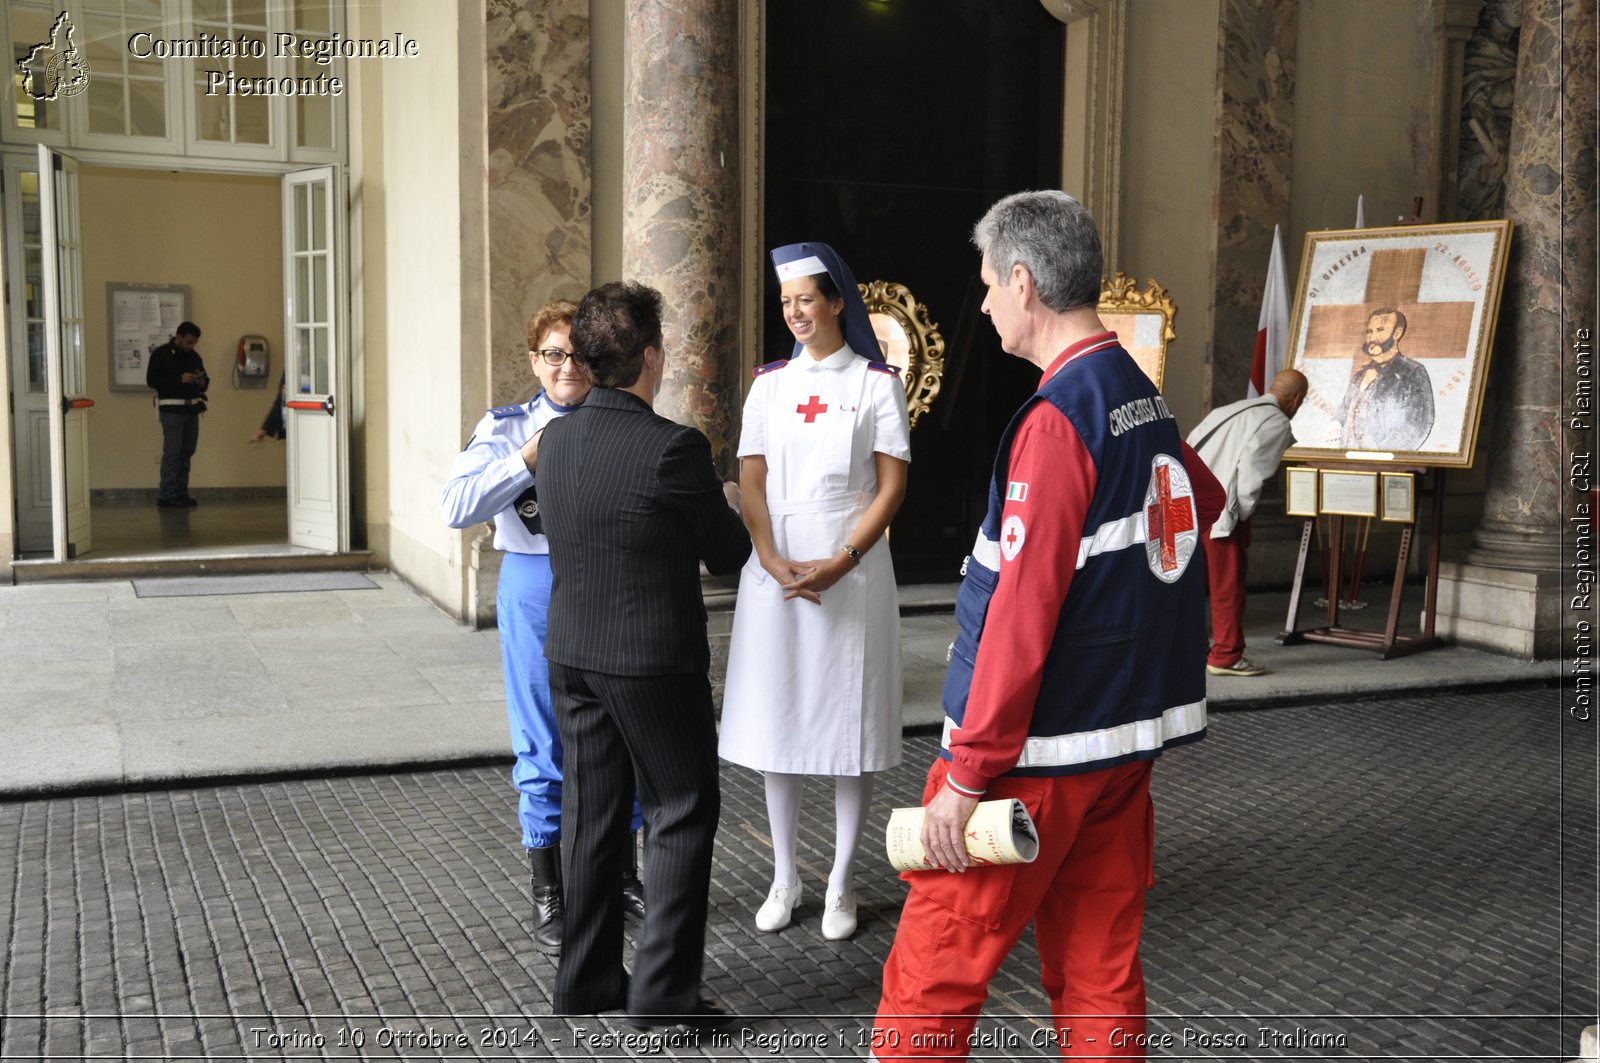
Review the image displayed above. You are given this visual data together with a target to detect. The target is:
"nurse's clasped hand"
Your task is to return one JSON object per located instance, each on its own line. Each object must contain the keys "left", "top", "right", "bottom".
{"left": 758, "top": 549, "right": 852, "bottom": 605}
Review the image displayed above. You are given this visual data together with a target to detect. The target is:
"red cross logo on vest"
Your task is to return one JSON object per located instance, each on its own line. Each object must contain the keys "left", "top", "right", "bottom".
{"left": 1142, "top": 453, "right": 1197, "bottom": 583}
{"left": 796, "top": 395, "right": 828, "bottom": 422}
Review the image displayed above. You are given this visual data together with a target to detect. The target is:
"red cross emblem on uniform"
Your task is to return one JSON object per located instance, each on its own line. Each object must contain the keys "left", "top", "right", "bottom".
{"left": 796, "top": 395, "right": 828, "bottom": 422}
{"left": 1143, "top": 454, "right": 1197, "bottom": 583}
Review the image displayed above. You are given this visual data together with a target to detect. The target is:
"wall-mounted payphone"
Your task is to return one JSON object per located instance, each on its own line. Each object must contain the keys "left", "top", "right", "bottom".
{"left": 234, "top": 335, "right": 270, "bottom": 389}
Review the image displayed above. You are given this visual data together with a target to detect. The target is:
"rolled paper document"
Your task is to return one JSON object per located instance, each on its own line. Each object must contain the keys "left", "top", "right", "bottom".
{"left": 885, "top": 798, "right": 1039, "bottom": 872}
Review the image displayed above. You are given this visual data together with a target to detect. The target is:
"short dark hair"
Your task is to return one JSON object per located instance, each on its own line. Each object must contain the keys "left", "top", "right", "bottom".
{"left": 570, "top": 282, "right": 664, "bottom": 389}
{"left": 176, "top": 321, "right": 201, "bottom": 339}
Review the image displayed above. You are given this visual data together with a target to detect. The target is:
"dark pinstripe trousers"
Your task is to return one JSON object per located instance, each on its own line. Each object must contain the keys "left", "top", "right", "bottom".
{"left": 548, "top": 663, "right": 722, "bottom": 1018}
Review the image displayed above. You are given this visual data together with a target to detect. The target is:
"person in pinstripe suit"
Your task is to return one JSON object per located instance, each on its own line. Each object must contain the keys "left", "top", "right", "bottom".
{"left": 538, "top": 281, "right": 751, "bottom": 1030}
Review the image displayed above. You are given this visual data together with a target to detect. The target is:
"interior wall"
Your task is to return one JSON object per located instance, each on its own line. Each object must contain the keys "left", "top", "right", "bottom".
{"left": 1287, "top": 0, "right": 1436, "bottom": 257}
{"left": 1119, "top": 0, "right": 1222, "bottom": 433}
{"left": 78, "top": 167, "right": 285, "bottom": 492}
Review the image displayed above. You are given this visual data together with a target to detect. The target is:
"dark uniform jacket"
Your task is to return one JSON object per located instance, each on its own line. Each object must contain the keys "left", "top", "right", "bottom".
{"left": 146, "top": 341, "right": 209, "bottom": 413}
{"left": 538, "top": 387, "right": 751, "bottom": 676}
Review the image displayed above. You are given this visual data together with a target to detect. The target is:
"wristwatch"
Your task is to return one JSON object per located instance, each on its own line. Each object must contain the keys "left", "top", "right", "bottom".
{"left": 842, "top": 543, "right": 862, "bottom": 566}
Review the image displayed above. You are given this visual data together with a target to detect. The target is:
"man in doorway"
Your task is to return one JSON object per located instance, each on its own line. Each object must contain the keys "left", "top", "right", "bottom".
{"left": 1187, "top": 368, "right": 1308, "bottom": 677}
{"left": 1335, "top": 307, "right": 1434, "bottom": 450}
{"left": 537, "top": 281, "right": 750, "bottom": 1032}
{"left": 146, "top": 321, "right": 208, "bottom": 507}
{"left": 871, "top": 191, "right": 1222, "bottom": 1059}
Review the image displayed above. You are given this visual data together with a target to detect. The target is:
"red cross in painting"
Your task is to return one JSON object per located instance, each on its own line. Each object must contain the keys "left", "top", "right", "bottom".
{"left": 796, "top": 395, "right": 828, "bottom": 422}
{"left": 1145, "top": 463, "right": 1195, "bottom": 572}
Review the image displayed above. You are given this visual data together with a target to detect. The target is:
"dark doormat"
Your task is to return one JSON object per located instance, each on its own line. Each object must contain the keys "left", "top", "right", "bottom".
{"left": 132, "top": 572, "right": 379, "bottom": 598}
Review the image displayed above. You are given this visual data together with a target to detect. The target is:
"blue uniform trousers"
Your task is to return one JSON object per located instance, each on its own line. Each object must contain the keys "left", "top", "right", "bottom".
{"left": 498, "top": 551, "right": 641, "bottom": 849}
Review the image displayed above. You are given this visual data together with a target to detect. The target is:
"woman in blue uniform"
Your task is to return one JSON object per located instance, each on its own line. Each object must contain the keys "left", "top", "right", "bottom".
{"left": 441, "top": 299, "right": 644, "bottom": 954}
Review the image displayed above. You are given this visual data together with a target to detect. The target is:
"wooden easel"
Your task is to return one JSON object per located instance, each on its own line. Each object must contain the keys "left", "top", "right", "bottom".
{"left": 1278, "top": 466, "right": 1445, "bottom": 659}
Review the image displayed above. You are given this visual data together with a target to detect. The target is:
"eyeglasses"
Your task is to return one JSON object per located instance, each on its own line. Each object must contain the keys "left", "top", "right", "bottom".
{"left": 534, "top": 347, "right": 574, "bottom": 366}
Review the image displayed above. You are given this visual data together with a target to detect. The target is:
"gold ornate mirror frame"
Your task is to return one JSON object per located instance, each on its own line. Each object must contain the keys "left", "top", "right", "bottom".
{"left": 1097, "top": 272, "right": 1177, "bottom": 388}
{"left": 858, "top": 279, "right": 945, "bottom": 429}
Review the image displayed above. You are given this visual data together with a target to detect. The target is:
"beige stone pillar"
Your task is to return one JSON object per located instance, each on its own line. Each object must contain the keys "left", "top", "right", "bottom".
{"left": 621, "top": 0, "right": 743, "bottom": 469}
{"left": 1047, "top": 0, "right": 1128, "bottom": 275}
{"left": 1436, "top": 0, "right": 1594, "bottom": 658}
{"left": 1428, "top": 0, "right": 1487, "bottom": 222}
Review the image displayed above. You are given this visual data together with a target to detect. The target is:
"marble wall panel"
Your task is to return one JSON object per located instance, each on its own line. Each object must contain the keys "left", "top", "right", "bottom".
{"left": 1211, "top": 0, "right": 1297, "bottom": 405}
{"left": 1458, "top": 0, "right": 1520, "bottom": 221}
{"left": 485, "top": 0, "right": 593, "bottom": 407}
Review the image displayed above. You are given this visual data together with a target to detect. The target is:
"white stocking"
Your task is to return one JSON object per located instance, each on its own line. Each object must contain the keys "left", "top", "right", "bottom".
{"left": 763, "top": 771, "right": 803, "bottom": 889}
{"left": 829, "top": 772, "right": 874, "bottom": 894}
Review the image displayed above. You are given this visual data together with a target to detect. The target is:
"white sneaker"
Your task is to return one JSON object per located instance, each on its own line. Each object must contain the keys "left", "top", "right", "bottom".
{"left": 754, "top": 880, "right": 801, "bottom": 932}
{"left": 821, "top": 890, "right": 857, "bottom": 940}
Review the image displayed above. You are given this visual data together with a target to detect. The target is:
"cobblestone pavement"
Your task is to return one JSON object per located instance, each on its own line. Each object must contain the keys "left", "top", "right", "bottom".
{"left": 1, "top": 688, "right": 1592, "bottom": 1061}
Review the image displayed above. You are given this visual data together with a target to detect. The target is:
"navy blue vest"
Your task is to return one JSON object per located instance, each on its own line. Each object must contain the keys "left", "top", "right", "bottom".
{"left": 941, "top": 342, "right": 1208, "bottom": 777}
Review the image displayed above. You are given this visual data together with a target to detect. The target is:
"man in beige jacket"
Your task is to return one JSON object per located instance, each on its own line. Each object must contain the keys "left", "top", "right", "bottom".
{"left": 1186, "top": 369, "right": 1307, "bottom": 676}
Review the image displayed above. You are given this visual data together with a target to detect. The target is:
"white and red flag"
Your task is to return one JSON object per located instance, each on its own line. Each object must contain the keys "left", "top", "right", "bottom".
{"left": 1247, "top": 224, "right": 1289, "bottom": 399}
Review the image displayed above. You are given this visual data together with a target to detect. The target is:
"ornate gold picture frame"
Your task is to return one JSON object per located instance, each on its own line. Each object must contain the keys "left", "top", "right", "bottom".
{"left": 858, "top": 279, "right": 945, "bottom": 430}
{"left": 1282, "top": 221, "right": 1512, "bottom": 469}
{"left": 1097, "top": 272, "right": 1176, "bottom": 388}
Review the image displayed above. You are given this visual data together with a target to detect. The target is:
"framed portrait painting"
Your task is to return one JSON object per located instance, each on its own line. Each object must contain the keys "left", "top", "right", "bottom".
{"left": 1282, "top": 220, "right": 1512, "bottom": 469}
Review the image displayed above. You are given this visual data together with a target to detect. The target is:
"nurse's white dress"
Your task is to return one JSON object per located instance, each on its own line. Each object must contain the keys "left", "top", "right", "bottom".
{"left": 718, "top": 344, "right": 912, "bottom": 776}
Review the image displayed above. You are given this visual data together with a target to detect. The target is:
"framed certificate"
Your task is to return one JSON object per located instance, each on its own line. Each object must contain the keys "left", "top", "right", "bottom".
{"left": 1380, "top": 471, "right": 1417, "bottom": 523}
{"left": 1319, "top": 469, "right": 1379, "bottom": 517}
{"left": 1285, "top": 467, "right": 1319, "bottom": 516}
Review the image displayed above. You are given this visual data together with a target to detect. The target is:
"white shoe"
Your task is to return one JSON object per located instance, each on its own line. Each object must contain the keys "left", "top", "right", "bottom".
{"left": 821, "top": 890, "right": 857, "bottom": 940}
{"left": 755, "top": 880, "right": 801, "bottom": 932}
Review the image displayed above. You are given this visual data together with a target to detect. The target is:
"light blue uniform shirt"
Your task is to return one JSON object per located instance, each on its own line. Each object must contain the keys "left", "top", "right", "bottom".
{"left": 440, "top": 392, "right": 579, "bottom": 555}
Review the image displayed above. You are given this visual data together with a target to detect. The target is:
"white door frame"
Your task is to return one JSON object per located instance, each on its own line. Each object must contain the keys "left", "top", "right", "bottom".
{"left": 38, "top": 143, "right": 89, "bottom": 561}
{"left": 281, "top": 165, "right": 349, "bottom": 553}
{"left": 4, "top": 153, "right": 51, "bottom": 554}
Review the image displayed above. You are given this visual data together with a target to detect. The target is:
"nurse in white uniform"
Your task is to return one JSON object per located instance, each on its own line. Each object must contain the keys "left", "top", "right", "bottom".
{"left": 719, "top": 242, "right": 911, "bottom": 941}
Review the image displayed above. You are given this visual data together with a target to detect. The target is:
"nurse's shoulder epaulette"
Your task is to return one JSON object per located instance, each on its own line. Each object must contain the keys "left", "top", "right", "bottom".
{"left": 867, "top": 362, "right": 902, "bottom": 377}
{"left": 752, "top": 359, "right": 788, "bottom": 379}
{"left": 489, "top": 404, "right": 528, "bottom": 419}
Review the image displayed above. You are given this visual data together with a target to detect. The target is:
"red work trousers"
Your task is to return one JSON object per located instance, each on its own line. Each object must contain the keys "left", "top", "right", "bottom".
{"left": 1202, "top": 520, "right": 1251, "bottom": 668}
{"left": 872, "top": 758, "right": 1155, "bottom": 1061}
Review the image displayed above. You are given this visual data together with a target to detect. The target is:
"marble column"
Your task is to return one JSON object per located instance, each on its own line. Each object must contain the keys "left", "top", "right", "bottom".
{"left": 621, "top": 0, "right": 743, "bottom": 469}
{"left": 1437, "top": 0, "right": 1595, "bottom": 657}
{"left": 1209, "top": 0, "right": 1297, "bottom": 406}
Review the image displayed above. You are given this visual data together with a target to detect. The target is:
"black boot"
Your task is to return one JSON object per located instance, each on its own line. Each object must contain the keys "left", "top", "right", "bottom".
{"left": 529, "top": 845, "right": 564, "bottom": 954}
{"left": 621, "top": 828, "right": 646, "bottom": 922}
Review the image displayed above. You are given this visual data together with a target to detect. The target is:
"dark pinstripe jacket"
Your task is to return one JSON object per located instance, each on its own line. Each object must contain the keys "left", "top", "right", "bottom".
{"left": 539, "top": 387, "right": 752, "bottom": 676}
